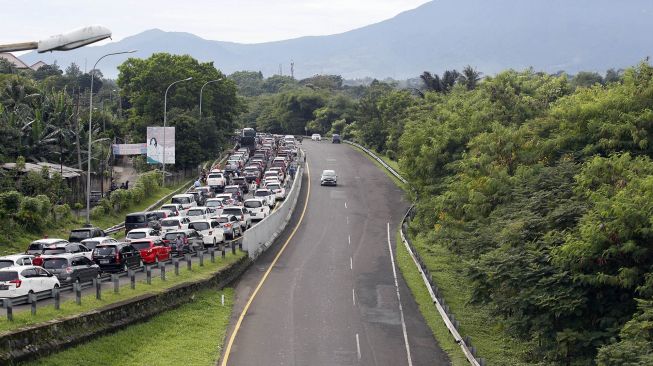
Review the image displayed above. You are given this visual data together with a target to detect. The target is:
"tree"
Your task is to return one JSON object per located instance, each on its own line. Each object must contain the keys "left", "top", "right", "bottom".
{"left": 33, "top": 63, "right": 62, "bottom": 81}
{"left": 64, "top": 63, "right": 82, "bottom": 79}
{"left": 460, "top": 65, "right": 482, "bottom": 90}
{"left": 571, "top": 71, "right": 604, "bottom": 88}
{"left": 0, "top": 58, "right": 14, "bottom": 74}
{"left": 420, "top": 71, "right": 442, "bottom": 92}
{"left": 229, "top": 71, "right": 264, "bottom": 97}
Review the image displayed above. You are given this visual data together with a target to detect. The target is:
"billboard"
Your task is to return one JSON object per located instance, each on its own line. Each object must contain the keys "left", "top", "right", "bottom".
{"left": 146, "top": 127, "right": 175, "bottom": 165}
{"left": 112, "top": 143, "right": 146, "bottom": 156}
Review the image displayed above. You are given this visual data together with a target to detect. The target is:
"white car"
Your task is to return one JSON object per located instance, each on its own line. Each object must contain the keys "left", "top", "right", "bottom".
{"left": 265, "top": 181, "right": 286, "bottom": 200}
{"left": 125, "top": 228, "right": 161, "bottom": 243}
{"left": 221, "top": 206, "right": 252, "bottom": 231}
{"left": 264, "top": 170, "right": 283, "bottom": 182}
{"left": 80, "top": 237, "right": 118, "bottom": 250}
{"left": 187, "top": 220, "right": 225, "bottom": 247}
{"left": 186, "top": 207, "right": 219, "bottom": 222}
{"left": 207, "top": 171, "right": 227, "bottom": 190}
{"left": 311, "top": 133, "right": 321, "bottom": 141}
{"left": 0, "top": 254, "right": 34, "bottom": 269}
{"left": 0, "top": 266, "right": 60, "bottom": 298}
{"left": 244, "top": 198, "right": 271, "bottom": 221}
{"left": 170, "top": 194, "right": 197, "bottom": 211}
{"left": 160, "top": 203, "right": 184, "bottom": 217}
{"left": 205, "top": 198, "right": 227, "bottom": 211}
{"left": 160, "top": 216, "right": 191, "bottom": 233}
{"left": 254, "top": 188, "right": 276, "bottom": 208}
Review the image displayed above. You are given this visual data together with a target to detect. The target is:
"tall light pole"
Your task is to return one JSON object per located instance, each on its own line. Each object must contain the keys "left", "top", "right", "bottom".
{"left": 163, "top": 77, "right": 193, "bottom": 186}
{"left": 199, "top": 78, "right": 222, "bottom": 120}
{"left": 86, "top": 50, "right": 136, "bottom": 225}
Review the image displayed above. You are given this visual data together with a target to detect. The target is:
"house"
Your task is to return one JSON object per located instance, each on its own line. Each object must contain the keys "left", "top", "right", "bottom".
{"left": 30, "top": 61, "right": 47, "bottom": 70}
{"left": 0, "top": 52, "right": 30, "bottom": 69}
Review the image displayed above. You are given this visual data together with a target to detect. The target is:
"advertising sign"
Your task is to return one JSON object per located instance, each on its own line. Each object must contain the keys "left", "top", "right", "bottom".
{"left": 112, "top": 143, "right": 146, "bottom": 156}
{"left": 146, "top": 127, "right": 175, "bottom": 165}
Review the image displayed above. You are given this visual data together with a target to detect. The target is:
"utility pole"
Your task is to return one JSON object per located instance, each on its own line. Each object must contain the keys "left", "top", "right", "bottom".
{"left": 291, "top": 60, "right": 294, "bottom": 79}
{"left": 279, "top": 64, "right": 283, "bottom": 76}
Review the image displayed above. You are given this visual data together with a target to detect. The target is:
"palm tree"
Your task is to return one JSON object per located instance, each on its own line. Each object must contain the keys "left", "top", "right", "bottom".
{"left": 460, "top": 65, "right": 482, "bottom": 90}
{"left": 420, "top": 71, "right": 443, "bottom": 92}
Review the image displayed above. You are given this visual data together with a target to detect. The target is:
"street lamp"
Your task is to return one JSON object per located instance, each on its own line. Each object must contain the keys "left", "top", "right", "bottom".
{"left": 85, "top": 50, "right": 137, "bottom": 225}
{"left": 163, "top": 77, "right": 193, "bottom": 186}
{"left": 0, "top": 25, "right": 112, "bottom": 53}
{"left": 199, "top": 78, "right": 222, "bottom": 120}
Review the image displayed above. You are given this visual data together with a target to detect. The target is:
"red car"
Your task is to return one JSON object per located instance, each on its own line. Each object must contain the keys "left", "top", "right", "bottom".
{"left": 130, "top": 239, "right": 171, "bottom": 264}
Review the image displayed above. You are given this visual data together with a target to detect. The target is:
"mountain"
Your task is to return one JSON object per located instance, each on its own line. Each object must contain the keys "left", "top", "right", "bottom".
{"left": 22, "top": 0, "right": 653, "bottom": 79}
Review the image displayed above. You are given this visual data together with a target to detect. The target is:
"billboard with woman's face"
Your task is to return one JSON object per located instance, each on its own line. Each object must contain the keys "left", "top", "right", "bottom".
{"left": 147, "top": 127, "right": 175, "bottom": 164}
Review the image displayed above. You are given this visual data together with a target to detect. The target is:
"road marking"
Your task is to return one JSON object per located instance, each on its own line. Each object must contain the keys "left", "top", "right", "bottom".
{"left": 220, "top": 162, "right": 311, "bottom": 366}
{"left": 356, "top": 333, "right": 361, "bottom": 360}
{"left": 387, "top": 222, "right": 414, "bottom": 366}
{"left": 348, "top": 235, "right": 351, "bottom": 245}
{"left": 352, "top": 288, "right": 356, "bottom": 306}
{"left": 350, "top": 256, "right": 353, "bottom": 270}
{"left": 345, "top": 201, "right": 347, "bottom": 208}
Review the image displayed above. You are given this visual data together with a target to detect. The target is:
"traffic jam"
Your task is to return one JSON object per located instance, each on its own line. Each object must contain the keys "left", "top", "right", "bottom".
{"left": 0, "top": 131, "right": 300, "bottom": 299}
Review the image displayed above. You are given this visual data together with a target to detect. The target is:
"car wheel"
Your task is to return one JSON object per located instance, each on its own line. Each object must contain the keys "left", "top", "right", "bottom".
{"left": 155, "top": 256, "right": 159, "bottom": 264}
{"left": 139, "top": 260, "right": 144, "bottom": 267}
{"left": 75, "top": 277, "right": 80, "bottom": 284}
{"left": 123, "top": 263, "right": 129, "bottom": 272}
{"left": 213, "top": 238, "right": 217, "bottom": 247}
{"left": 54, "top": 284, "right": 60, "bottom": 289}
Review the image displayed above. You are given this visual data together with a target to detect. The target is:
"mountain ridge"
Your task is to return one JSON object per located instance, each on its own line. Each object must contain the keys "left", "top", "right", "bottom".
{"left": 22, "top": 0, "right": 653, "bottom": 79}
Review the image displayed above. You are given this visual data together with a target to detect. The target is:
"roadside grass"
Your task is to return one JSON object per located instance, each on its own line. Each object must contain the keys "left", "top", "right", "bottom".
{"left": 0, "top": 251, "right": 245, "bottom": 333}
{"left": 395, "top": 229, "right": 468, "bottom": 366}
{"left": 348, "top": 144, "right": 409, "bottom": 192}
{"left": 410, "top": 235, "right": 531, "bottom": 365}
{"left": 21, "top": 287, "right": 234, "bottom": 366}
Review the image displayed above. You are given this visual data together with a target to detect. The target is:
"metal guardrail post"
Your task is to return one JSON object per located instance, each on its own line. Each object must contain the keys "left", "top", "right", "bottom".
{"left": 29, "top": 292, "right": 37, "bottom": 315}
{"left": 185, "top": 254, "right": 192, "bottom": 271}
{"left": 209, "top": 247, "right": 215, "bottom": 263}
{"left": 112, "top": 274, "right": 119, "bottom": 293}
{"left": 94, "top": 278, "right": 101, "bottom": 300}
{"left": 5, "top": 299, "right": 13, "bottom": 321}
{"left": 159, "top": 262, "right": 166, "bottom": 281}
{"left": 221, "top": 245, "right": 226, "bottom": 259}
{"left": 52, "top": 287, "right": 60, "bottom": 310}
{"left": 146, "top": 266, "right": 152, "bottom": 284}
{"left": 129, "top": 269, "right": 135, "bottom": 289}
{"left": 75, "top": 283, "right": 82, "bottom": 305}
{"left": 199, "top": 250, "right": 204, "bottom": 266}
{"left": 231, "top": 242, "right": 236, "bottom": 255}
{"left": 173, "top": 258, "right": 180, "bottom": 275}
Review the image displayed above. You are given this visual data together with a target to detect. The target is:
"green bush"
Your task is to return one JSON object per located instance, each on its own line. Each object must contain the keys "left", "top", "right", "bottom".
{"left": 0, "top": 190, "right": 23, "bottom": 216}
{"left": 53, "top": 204, "right": 72, "bottom": 222}
{"left": 16, "top": 195, "right": 50, "bottom": 230}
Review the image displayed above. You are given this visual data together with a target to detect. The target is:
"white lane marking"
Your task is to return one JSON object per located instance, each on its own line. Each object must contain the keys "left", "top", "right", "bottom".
{"left": 353, "top": 288, "right": 356, "bottom": 306}
{"left": 387, "top": 222, "right": 414, "bottom": 366}
{"left": 348, "top": 235, "right": 351, "bottom": 245}
{"left": 345, "top": 201, "right": 348, "bottom": 208}
{"left": 350, "top": 257, "right": 353, "bottom": 270}
{"left": 356, "top": 333, "right": 361, "bottom": 360}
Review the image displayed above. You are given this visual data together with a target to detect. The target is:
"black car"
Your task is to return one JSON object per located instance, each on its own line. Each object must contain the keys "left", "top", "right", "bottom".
{"left": 332, "top": 134, "right": 341, "bottom": 143}
{"left": 69, "top": 227, "right": 106, "bottom": 242}
{"left": 231, "top": 177, "right": 249, "bottom": 194}
{"left": 92, "top": 243, "right": 142, "bottom": 272}
{"left": 188, "top": 191, "right": 206, "bottom": 206}
{"left": 42, "top": 254, "right": 100, "bottom": 284}
{"left": 125, "top": 212, "right": 160, "bottom": 233}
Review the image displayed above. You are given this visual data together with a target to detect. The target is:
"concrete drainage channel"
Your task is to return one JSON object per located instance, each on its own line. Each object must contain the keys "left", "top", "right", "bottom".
{"left": 0, "top": 149, "right": 307, "bottom": 363}
{"left": 344, "top": 140, "right": 485, "bottom": 366}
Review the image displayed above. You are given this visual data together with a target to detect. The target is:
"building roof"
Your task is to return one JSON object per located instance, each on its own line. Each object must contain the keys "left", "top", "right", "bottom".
{"left": 0, "top": 52, "right": 29, "bottom": 69}
{"left": 30, "top": 61, "right": 47, "bottom": 71}
{"left": 1, "top": 162, "right": 83, "bottom": 179}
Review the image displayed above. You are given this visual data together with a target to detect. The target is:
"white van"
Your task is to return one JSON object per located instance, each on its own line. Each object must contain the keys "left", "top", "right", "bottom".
{"left": 170, "top": 194, "right": 197, "bottom": 211}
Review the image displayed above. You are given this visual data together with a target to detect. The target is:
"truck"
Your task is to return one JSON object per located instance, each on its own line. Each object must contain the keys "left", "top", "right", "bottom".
{"left": 207, "top": 170, "right": 227, "bottom": 192}
{"left": 240, "top": 128, "right": 257, "bottom": 154}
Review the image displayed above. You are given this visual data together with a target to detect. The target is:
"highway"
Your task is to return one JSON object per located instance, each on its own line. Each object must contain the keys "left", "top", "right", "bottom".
{"left": 222, "top": 141, "right": 449, "bottom": 366}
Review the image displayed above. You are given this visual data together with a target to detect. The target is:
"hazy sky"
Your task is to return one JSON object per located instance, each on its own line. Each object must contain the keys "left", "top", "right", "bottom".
{"left": 0, "top": 0, "right": 431, "bottom": 45}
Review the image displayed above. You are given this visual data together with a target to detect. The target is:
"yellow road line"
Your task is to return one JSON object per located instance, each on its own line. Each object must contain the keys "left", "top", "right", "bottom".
{"left": 220, "top": 161, "right": 311, "bottom": 366}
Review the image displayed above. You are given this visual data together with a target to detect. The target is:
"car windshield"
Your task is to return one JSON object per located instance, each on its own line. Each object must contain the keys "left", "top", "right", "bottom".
{"left": 206, "top": 200, "right": 222, "bottom": 208}
{"left": 187, "top": 209, "right": 204, "bottom": 216}
{"left": 0, "top": 260, "right": 15, "bottom": 269}
{"left": 127, "top": 232, "right": 147, "bottom": 239}
{"left": 223, "top": 208, "right": 242, "bottom": 216}
{"left": 83, "top": 241, "right": 99, "bottom": 249}
{"left": 0, "top": 272, "right": 18, "bottom": 281}
{"left": 28, "top": 243, "right": 42, "bottom": 251}
{"left": 244, "top": 201, "right": 262, "bottom": 208}
{"left": 94, "top": 246, "right": 116, "bottom": 256}
{"left": 216, "top": 217, "right": 229, "bottom": 223}
{"left": 164, "top": 233, "right": 186, "bottom": 241}
{"left": 322, "top": 171, "right": 336, "bottom": 177}
{"left": 126, "top": 215, "right": 145, "bottom": 223}
{"left": 161, "top": 205, "right": 177, "bottom": 211}
{"left": 42, "top": 258, "right": 68, "bottom": 269}
{"left": 188, "top": 222, "right": 210, "bottom": 231}
{"left": 151, "top": 212, "right": 166, "bottom": 219}
{"left": 69, "top": 230, "right": 90, "bottom": 240}
{"left": 43, "top": 248, "right": 66, "bottom": 255}
{"left": 131, "top": 242, "right": 152, "bottom": 250}
{"left": 161, "top": 219, "right": 179, "bottom": 227}
{"left": 255, "top": 191, "right": 269, "bottom": 197}
{"left": 208, "top": 174, "right": 222, "bottom": 179}
{"left": 267, "top": 184, "right": 280, "bottom": 190}
{"left": 224, "top": 187, "right": 238, "bottom": 193}
{"left": 171, "top": 197, "right": 191, "bottom": 204}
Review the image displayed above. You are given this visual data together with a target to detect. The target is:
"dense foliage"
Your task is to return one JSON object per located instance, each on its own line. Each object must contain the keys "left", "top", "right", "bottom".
{"left": 239, "top": 63, "right": 651, "bottom": 364}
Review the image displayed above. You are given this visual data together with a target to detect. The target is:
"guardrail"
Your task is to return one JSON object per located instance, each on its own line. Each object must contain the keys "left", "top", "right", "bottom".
{"left": 345, "top": 140, "right": 485, "bottom": 366}
{"left": 104, "top": 149, "right": 234, "bottom": 235}
{"left": 1, "top": 238, "right": 243, "bottom": 318}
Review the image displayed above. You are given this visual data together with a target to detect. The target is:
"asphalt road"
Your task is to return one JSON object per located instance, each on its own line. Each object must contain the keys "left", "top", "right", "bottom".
{"left": 222, "top": 141, "right": 449, "bottom": 366}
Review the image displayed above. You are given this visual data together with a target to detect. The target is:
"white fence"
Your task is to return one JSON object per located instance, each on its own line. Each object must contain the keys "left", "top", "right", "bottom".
{"left": 243, "top": 162, "right": 304, "bottom": 259}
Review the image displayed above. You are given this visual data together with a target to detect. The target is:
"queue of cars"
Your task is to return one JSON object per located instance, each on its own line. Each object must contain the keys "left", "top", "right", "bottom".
{"left": 0, "top": 134, "right": 300, "bottom": 299}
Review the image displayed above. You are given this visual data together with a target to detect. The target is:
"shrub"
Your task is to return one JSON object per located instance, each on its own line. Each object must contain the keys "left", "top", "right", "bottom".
{"left": 0, "top": 191, "right": 23, "bottom": 216}
{"left": 53, "top": 204, "right": 72, "bottom": 222}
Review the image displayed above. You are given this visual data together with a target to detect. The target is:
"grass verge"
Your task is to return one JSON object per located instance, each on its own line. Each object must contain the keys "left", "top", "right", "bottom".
{"left": 0, "top": 251, "right": 245, "bottom": 333}
{"left": 409, "top": 235, "right": 531, "bottom": 365}
{"left": 21, "top": 287, "right": 234, "bottom": 366}
{"left": 348, "top": 144, "right": 409, "bottom": 192}
{"left": 395, "top": 229, "right": 467, "bottom": 365}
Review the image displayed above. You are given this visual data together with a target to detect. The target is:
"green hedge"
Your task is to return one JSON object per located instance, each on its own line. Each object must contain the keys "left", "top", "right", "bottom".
{"left": 91, "top": 171, "right": 163, "bottom": 219}
{"left": 0, "top": 190, "right": 73, "bottom": 233}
